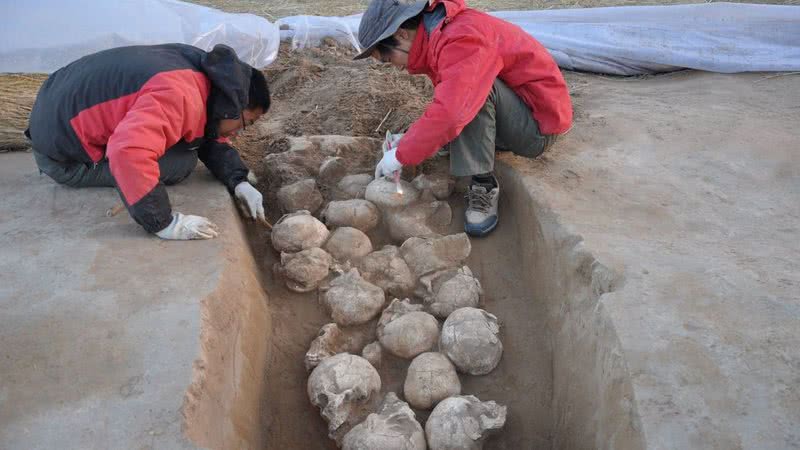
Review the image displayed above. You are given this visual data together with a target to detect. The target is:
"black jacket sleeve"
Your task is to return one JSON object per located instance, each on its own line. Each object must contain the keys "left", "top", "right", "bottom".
{"left": 197, "top": 140, "right": 250, "bottom": 193}
{"left": 119, "top": 183, "right": 173, "bottom": 233}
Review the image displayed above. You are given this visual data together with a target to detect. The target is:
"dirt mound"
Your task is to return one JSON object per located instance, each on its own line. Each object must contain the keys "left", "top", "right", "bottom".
{"left": 263, "top": 40, "right": 433, "bottom": 138}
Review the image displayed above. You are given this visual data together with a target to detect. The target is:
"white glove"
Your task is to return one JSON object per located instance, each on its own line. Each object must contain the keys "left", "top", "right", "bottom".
{"left": 156, "top": 212, "right": 219, "bottom": 240}
{"left": 234, "top": 181, "right": 265, "bottom": 221}
{"left": 375, "top": 148, "right": 403, "bottom": 180}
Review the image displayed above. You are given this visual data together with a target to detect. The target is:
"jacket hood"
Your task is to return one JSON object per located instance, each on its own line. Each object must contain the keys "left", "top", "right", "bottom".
{"left": 200, "top": 44, "right": 252, "bottom": 137}
{"left": 429, "top": 0, "right": 466, "bottom": 19}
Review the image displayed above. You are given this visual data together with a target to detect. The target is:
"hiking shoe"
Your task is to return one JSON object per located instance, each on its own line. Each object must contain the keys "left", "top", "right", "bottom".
{"left": 464, "top": 179, "right": 499, "bottom": 237}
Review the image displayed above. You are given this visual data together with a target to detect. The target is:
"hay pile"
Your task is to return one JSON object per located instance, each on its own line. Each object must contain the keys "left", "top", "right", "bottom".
{"left": 0, "top": 74, "right": 45, "bottom": 151}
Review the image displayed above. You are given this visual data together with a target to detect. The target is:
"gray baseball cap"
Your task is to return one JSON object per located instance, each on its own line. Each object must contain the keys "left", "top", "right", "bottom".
{"left": 354, "top": 0, "right": 429, "bottom": 60}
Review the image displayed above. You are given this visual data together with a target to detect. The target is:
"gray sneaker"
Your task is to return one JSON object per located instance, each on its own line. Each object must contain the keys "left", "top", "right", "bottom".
{"left": 464, "top": 181, "right": 499, "bottom": 237}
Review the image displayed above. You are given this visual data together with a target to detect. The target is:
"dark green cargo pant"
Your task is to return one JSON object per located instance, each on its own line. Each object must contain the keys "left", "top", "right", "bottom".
{"left": 448, "top": 78, "right": 559, "bottom": 176}
{"left": 32, "top": 141, "right": 199, "bottom": 188}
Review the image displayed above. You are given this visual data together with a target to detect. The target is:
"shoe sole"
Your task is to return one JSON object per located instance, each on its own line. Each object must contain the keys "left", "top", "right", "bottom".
{"left": 465, "top": 218, "right": 498, "bottom": 237}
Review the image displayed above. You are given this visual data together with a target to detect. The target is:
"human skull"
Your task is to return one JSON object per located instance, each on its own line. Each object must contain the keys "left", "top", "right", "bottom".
{"left": 357, "top": 245, "right": 415, "bottom": 298}
{"left": 403, "top": 352, "right": 461, "bottom": 410}
{"left": 338, "top": 174, "right": 373, "bottom": 199}
{"left": 323, "top": 269, "right": 386, "bottom": 326}
{"left": 342, "top": 392, "right": 426, "bottom": 450}
{"left": 271, "top": 210, "right": 330, "bottom": 253}
{"left": 412, "top": 173, "right": 454, "bottom": 200}
{"left": 307, "top": 353, "right": 381, "bottom": 437}
{"left": 324, "top": 227, "right": 373, "bottom": 262}
{"left": 277, "top": 178, "right": 323, "bottom": 214}
{"left": 425, "top": 395, "right": 507, "bottom": 450}
{"left": 305, "top": 322, "right": 376, "bottom": 371}
{"left": 439, "top": 307, "right": 502, "bottom": 375}
{"left": 420, "top": 266, "right": 483, "bottom": 319}
{"left": 279, "top": 247, "right": 333, "bottom": 293}
{"left": 400, "top": 233, "right": 472, "bottom": 278}
{"left": 321, "top": 199, "right": 380, "bottom": 232}
{"left": 384, "top": 200, "right": 452, "bottom": 242}
{"left": 377, "top": 299, "right": 439, "bottom": 359}
{"left": 365, "top": 178, "right": 419, "bottom": 210}
{"left": 318, "top": 156, "right": 347, "bottom": 184}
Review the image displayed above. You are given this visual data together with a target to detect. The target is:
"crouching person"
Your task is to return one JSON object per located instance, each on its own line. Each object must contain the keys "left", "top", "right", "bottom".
{"left": 27, "top": 43, "right": 269, "bottom": 240}
{"left": 360, "top": 0, "right": 572, "bottom": 236}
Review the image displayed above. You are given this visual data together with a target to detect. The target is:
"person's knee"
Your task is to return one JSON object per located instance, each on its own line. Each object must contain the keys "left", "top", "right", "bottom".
{"left": 33, "top": 151, "right": 77, "bottom": 186}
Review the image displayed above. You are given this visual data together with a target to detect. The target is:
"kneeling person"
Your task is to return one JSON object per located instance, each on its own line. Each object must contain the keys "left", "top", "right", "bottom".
{"left": 27, "top": 43, "right": 270, "bottom": 240}
{"left": 360, "top": 0, "right": 572, "bottom": 236}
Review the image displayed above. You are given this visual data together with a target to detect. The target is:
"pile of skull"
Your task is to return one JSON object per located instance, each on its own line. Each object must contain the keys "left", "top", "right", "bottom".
{"left": 271, "top": 159, "right": 507, "bottom": 449}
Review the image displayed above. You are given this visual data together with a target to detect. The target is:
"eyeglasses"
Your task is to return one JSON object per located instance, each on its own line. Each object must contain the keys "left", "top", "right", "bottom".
{"left": 376, "top": 43, "right": 409, "bottom": 63}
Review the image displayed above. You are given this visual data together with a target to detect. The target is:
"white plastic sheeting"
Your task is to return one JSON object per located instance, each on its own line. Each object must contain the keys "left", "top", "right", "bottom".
{"left": 0, "top": 0, "right": 280, "bottom": 73}
{"left": 277, "top": 3, "right": 800, "bottom": 75}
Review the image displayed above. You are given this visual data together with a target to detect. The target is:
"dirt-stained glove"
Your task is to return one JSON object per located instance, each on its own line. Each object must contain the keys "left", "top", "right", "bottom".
{"left": 155, "top": 212, "right": 219, "bottom": 240}
{"left": 234, "top": 181, "right": 265, "bottom": 221}
{"left": 375, "top": 148, "right": 403, "bottom": 180}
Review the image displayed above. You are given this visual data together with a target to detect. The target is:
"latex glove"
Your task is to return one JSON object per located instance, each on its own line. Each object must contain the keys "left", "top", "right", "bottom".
{"left": 234, "top": 181, "right": 265, "bottom": 221}
{"left": 156, "top": 212, "right": 219, "bottom": 240}
{"left": 375, "top": 148, "right": 403, "bottom": 180}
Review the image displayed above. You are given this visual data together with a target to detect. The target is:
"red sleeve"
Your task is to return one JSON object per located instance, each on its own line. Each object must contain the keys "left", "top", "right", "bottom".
{"left": 106, "top": 70, "right": 208, "bottom": 205}
{"left": 396, "top": 32, "right": 502, "bottom": 166}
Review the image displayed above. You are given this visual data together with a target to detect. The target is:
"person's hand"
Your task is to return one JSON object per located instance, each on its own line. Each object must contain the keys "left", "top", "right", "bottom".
{"left": 375, "top": 148, "right": 403, "bottom": 180}
{"left": 234, "top": 181, "right": 265, "bottom": 221}
{"left": 156, "top": 212, "right": 219, "bottom": 240}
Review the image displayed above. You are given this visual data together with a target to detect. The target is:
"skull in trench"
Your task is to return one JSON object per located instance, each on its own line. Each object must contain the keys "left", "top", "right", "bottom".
{"left": 307, "top": 353, "right": 382, "bottom": 437}
{"left": 419, "top": 266, "right": 483, "bottom": 319}
{"left": 305, "top": 322, "right": 376, "bottom": 371}
{"left": 271, "top": 210, "right": 330, "bottom": 253}
{"left": 342, "top": 392, "right": 426, "bottom": 450}
{"left": 403, "top": 352, "right": 461, "bottom": 410}
{"left": 425, "top": 395, "right": 507, "bottom": 450}
{"left": 439, "top": 307, "right": 503, "bottom": 375}
{"left": 278, "top": 247, "right": 333, "bottom": 293}
{"left": 324, "top": 227, "right": 373, "bottom": 263}
{"left": 321, "top": 199, "right": 380, "bottom": 232}
{"left": 377, "top": 298, "right": 440, "bottom": 359}
{"left": 323, "top": 269, "right": 386, "bottom": 326}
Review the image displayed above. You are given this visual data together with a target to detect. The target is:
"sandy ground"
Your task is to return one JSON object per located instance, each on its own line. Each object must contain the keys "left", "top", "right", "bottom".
{"left": 1, "top": 2, "right": 798, "bottom": 449}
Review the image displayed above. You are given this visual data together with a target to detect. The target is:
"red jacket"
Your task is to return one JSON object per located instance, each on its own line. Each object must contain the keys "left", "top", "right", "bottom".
{"left": 396, "top": 0, "right": 573, "bottom": 166}
{"left": 28, "top": 44, "right": 252, "bottom": 232}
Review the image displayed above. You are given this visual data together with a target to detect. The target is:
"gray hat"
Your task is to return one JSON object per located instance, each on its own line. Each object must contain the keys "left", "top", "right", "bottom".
{"left": 354, "top": 0, "right": 429, "bottom": 60}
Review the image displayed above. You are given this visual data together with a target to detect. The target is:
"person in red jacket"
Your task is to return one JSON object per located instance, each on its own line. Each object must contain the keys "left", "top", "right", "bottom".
{"left": 357, "top": 0, "right": 572, "bottom": 237}
{"left": 27, "top": 44, "right": 269, "bottom": 240}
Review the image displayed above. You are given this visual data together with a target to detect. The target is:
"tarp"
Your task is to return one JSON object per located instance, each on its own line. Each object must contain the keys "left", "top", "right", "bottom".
{"left": 0, "top": 0, "right": 280, "bottom": 73}
{"left": 277, "top": 3, "right": 800, "bottom": 75}
{"left": 2, "top": 2, "right": 798, "bottom": 75}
